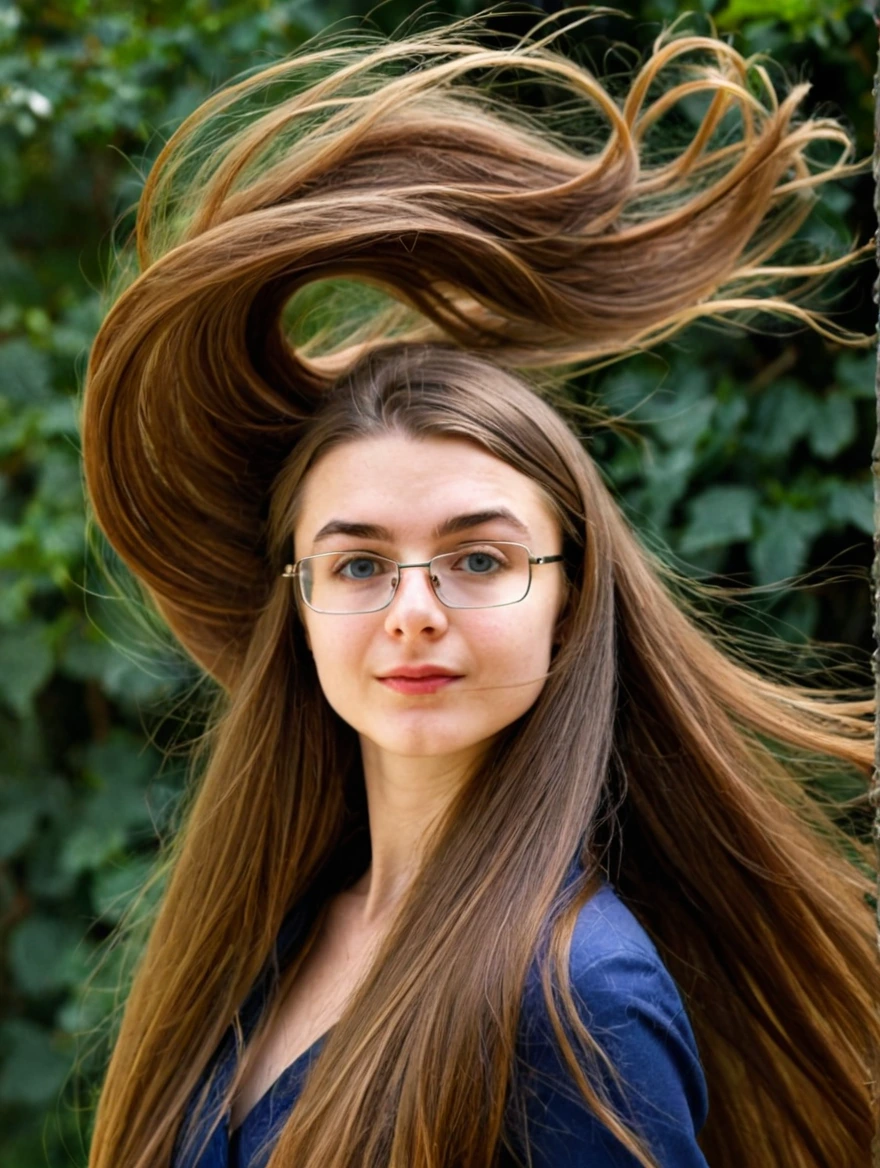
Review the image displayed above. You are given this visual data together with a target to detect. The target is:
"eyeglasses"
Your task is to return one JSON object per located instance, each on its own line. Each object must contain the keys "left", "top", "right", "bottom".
{"left": 281, "top": 541, "right": 563, "bottom": 615}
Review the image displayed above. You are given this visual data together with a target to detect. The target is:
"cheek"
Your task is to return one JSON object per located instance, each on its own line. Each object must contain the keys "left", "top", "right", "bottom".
{"left": 306, "top": 618, "right": 371, "bottom": 692}
{"left": 461, "top": 612, "right": 554, "bottom": 737}
{"left": 474, "top": 603, "right": 556, "bottom": 667}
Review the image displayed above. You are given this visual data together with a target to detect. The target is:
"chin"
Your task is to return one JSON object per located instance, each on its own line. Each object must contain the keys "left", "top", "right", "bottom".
{"left": 374, "top": 733, "right": 475, "bottom": 759}
{"left": 362, "top": 718, "right": 483, "bottom": 759}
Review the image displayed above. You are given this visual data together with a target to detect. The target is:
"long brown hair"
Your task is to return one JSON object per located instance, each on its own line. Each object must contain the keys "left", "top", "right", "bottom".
{"left": 79, "top": 15, "right": 878, "bottom": 1168}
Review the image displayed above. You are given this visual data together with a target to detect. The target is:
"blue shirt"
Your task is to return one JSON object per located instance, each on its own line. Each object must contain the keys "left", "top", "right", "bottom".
{"left": 173, "top": 861, "right": 709, "bottom": 1167}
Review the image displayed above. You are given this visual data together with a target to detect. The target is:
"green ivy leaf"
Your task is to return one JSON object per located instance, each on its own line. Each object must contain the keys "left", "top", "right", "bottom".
{"left": 56, "top": 941, "right": 130, "bottom": 1037}
{"left": 7, "top": 915, "right": 92, "bottom": 997}
{"left": 0, "top": 1020, "right": 70, "bottom": 1107}
{"left": 0, "top": 523, "right": 23, "bottom": 558}
{"left": 0, "top": 623, "right": 53, "bottom": 716}
{"left": 679, "top": 485, "right": 759, "bottom": 553}
{"left": 81, "top": 731, "right": 157, "bottom": 791}
{"left": 0, "top": 401, "right": 38, "bottom": 455}
{"left": 31, "top": 447, "right": 85, "bottom": 513}
{"left": 709, "top": 392, "right": 749, "bottom": 441}
{"left": 717, "top": 0, "right": 818, "bottom": 31}
{"left": 749, "top": 379, "right": 814, "bottom": 460}
{"left": 35, "top": 395, "right": 79, "bottom": 437}
{"left": 635, "top": 444, "right": 697, "bottom": 528}
{"left": 0, "top": 774, "right": 69, "bottom": 865}
{"left": 60, "top": 822, "right": 126, "bottom": 876}
{"left": 92, "top": 854, "right": 155, "bottom": 924}
{"left": 835, "top": 351, "right": 875, "bottom": 400}
{"left": 0, "top": 339, "right": 52, "bottom": 404}
{"left": 0, "top": 806, "right": 39, "bottom": 860}
{"left": 25, "top": 827, "right": 79, "bottom": 900}
{"left": 749, "top": 505, "right": 823, "bottom": 585}
{"left": 827, "top": 480, "right": 873, "bottom": 534}
{"left": 807, "top": 394, "right": 856, "bottom": 460}
{"left": 636, "top": 365, "right": 715, "bottom": 450}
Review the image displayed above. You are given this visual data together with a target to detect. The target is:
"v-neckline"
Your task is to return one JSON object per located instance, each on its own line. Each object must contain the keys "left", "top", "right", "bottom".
{"left": 229, "top": 1024, "right": 334, "bottom": 1140}
{"left": 226, "top": 877, "right": 341, "bottom": 1143}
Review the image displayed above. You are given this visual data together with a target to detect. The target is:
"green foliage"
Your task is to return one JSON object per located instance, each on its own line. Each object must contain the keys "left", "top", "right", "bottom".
{"left": 593, "top": 344, "right": 875, "bottom": 593}
{"left": 0, "top": 1, "right": 876, "bottom": 1164}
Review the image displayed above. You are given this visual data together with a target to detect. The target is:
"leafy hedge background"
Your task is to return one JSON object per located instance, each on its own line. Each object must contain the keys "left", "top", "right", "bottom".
{"left": 1, "top": 1, "right": 876, "bottom": 1164}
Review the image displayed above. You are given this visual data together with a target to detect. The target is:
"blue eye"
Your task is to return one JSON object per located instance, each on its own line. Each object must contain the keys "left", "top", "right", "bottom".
{"left": 459, "top": 551, "right": 502, "bottom": 574}
{"left": 337, "top": 556, "right": 385, "bottom": 579}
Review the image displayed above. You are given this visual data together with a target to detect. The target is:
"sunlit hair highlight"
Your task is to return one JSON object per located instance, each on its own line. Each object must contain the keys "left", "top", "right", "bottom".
{"left": 79, "top": 15, "right": 878, "bottom": 1168}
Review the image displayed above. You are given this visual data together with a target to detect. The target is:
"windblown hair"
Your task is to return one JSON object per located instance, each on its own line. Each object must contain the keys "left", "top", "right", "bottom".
{"left": 80, "top": 15, "right": 878, "bottom": 1168}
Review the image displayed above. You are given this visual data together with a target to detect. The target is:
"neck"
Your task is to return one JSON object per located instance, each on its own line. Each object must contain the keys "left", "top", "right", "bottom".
{"left": 347, "top": 738, "right": 485, "bottom": 926}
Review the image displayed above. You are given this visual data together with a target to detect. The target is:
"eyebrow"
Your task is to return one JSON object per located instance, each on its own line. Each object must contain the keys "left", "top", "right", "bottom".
{"left": 311, "top": 507, "right": 531, "bottom": 546}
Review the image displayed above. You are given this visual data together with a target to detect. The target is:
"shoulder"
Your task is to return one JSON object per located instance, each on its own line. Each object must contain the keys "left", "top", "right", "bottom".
{"left": 513, "top": 881, "right": 710, "bottom": 1167}
{"left": 568, "top": 878, "right": 665, "bottom": 969}
{"left": 569, "top": 883, "right": 709, "bottom": 1132}
{"left": 568, "top": 883, "right": 699, "bottom": 1046}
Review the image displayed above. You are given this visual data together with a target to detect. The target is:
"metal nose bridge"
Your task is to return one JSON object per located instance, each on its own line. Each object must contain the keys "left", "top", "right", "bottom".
{"left": 389, "top": 559, "right": 443, "bottom": 596}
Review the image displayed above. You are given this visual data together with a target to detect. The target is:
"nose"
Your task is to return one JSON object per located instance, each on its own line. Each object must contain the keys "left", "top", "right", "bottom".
{"left": 383, "top": 563, "right": 449, "bottom": 639}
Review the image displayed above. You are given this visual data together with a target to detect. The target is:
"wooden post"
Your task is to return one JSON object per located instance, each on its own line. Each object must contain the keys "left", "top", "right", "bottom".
{"left": 873, "top": 16, "right": 880, "bottom": 1168}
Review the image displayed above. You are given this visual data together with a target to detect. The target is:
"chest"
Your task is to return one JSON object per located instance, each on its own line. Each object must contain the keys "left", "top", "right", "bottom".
{"left": 229, "top": 905, "right": 384, "bottom": 1130}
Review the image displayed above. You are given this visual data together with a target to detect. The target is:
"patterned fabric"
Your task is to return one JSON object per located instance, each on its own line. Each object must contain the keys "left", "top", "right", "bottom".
{"left": 172, "top": 860, "right": 710, "bottom": 1168}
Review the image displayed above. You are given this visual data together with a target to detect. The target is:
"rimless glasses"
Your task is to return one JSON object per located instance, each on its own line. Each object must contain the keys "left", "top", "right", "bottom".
{"left": 281, "top": 541, "right": 564, "bottom": 615}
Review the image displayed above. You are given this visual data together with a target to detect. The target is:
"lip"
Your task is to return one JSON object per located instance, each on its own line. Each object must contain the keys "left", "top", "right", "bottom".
{"left": 377, "top": 665, "right": 464, "bottom": 696}
{"left": 379, "top": 675, "right": 461, "bottom": 695}
{"left": 378, "top": 665, "right": 462, "bottom": 679}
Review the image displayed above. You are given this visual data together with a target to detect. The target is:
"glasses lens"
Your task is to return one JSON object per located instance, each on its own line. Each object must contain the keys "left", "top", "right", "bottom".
{"left": 431, "top": 543, "right": 529, "bottom": 608}
{"left": 299, "top": 552, "right": 398, "bottom": 613}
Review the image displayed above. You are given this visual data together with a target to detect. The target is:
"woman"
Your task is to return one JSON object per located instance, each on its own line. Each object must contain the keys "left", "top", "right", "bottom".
{"left": 79, "top": 15, "right": 878, "bottom": 1168}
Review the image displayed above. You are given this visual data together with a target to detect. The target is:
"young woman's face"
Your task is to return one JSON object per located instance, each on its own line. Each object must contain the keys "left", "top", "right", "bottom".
{"left": 293, "top": 433, "right": 567, "bottom": 764}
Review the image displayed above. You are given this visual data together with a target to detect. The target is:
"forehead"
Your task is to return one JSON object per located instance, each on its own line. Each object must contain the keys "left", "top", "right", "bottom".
{"left": 295, "top": 433, "right": 558, "bottom": 544}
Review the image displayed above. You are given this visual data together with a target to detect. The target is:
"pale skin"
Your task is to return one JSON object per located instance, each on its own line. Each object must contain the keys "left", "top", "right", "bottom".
{"left": 229, "top": 432, "right": 567, "bottom": 1130}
